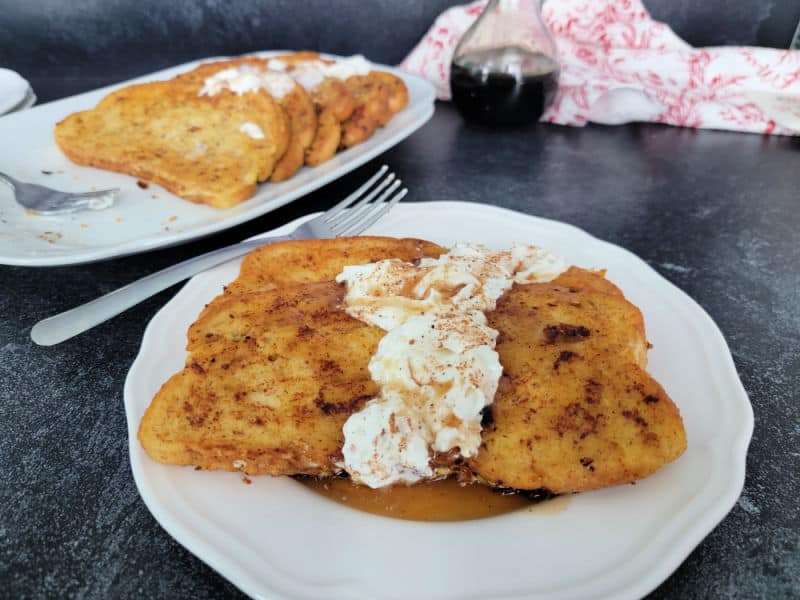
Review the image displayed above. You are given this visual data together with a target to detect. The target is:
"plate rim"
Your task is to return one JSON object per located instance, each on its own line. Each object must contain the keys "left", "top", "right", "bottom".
{"left": 124, "top": 201, "right": 754, "bottom": 600}
{"left": 0, "top": 51, "right": 435, "bottom": 267}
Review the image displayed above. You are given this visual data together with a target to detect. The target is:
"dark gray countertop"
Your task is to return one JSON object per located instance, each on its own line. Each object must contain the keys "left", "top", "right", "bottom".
{"left": 2, "top": 79, "right": 799, "bottom": 600}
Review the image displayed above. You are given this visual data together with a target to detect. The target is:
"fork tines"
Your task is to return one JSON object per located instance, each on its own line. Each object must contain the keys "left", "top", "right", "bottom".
{"left": 326, "top": 165, "right": 407, "bottom": 237}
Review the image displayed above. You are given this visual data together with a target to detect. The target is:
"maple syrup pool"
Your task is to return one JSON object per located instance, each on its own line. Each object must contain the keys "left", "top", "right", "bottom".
{"left": 297, "top": 477, "right": 570, "bottom": 521}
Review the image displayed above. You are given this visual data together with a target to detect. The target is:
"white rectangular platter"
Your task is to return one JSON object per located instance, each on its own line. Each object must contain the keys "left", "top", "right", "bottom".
{"left": 0, "top": 52, "right": 435, "bottom": 266}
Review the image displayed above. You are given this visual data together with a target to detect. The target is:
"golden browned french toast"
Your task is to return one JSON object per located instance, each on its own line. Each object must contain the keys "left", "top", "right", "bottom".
{"left": 469, "top": 268, "right": 686, "bottom": 493}
{"left": 271, "top": 52, "right": 357, "bottom": 119}
{"left": 339, "top": 71, "right": 407, "bottom": 147}
{"left": 311, "top": 78, "right": 357, "bottom": 122}
{"left": 54, "top": 80, "right": 290, "bottom": 208}
{"left": 140, "top": 282, "right": 382, "bottom": 475}
{"left": 176, "top": 57, "right": 318, "bottom": 182}
{"left": 138, "top": 237, "right": 686, "bottom": 494}
{"left": 269, "top": 84, "right": 317, "bottom": 181}
{"left": 55, "top": 53, "right": 410, "bottom": 206}
{"left": 340, "top": 75, "right": 391, "bottom": 148}
{"left": 304, "top": 109, "right": 342, "bottom": 167}
{"left": 371, "top": 71, "right": 410, "bottom": 115}
{"left": 139, "top": 237, "right": 444, "bottom": 475}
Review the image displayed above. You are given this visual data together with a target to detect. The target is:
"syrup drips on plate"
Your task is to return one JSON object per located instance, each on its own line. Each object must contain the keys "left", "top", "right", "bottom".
{"left": 299, "top": 477, "right": 569, "bottom": 521}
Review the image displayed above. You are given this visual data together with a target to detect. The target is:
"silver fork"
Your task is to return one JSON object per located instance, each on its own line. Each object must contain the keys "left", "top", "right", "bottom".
{"left": 31, "top": 165, "right": 405, "bottom": 346}
{"left": 0, "top": 171, "right": 120, "bottom": 214}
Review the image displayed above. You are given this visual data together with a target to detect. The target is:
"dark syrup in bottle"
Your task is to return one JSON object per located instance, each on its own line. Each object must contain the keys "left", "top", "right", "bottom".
{"left": 450, "top": 47, "right": 559, "bottom": 127}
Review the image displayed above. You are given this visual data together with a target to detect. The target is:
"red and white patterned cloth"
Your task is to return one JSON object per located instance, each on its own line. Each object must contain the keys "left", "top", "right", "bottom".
{"left": 400, "top": 0, "right": 800, "bottom": 135}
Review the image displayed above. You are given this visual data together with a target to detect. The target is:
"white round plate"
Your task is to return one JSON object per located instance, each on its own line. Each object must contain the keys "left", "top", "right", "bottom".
{"left": 0, "top": 52, "right": 434, "bottom": 266}
{"left": 125, "top": 201, "right": 753, "bottom": 600}
{"left": 0, "top": 68, "right": 31, "bottom": 115}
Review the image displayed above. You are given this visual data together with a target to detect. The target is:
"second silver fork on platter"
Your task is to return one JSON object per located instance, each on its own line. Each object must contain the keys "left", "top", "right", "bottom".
{"left": 30, "top": 165, "right": 405, "bottom": 346}
{"left": 0, "top": 170, "right": 120, "bottom": 214}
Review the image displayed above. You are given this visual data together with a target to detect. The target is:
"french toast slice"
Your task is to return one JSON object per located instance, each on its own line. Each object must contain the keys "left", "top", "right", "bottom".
{"left": 310, "top": 78, "right": 357, "bottom": 122}
{"left": 370, "top": 71, "right": 409, "bottom": 115}
{"left": 140, "top": 282, "right": 382, "bottom": 475}
{"left": 340, "top": 75, "right": 391, "bottom": 148}
{"left": 54, "top": 80, "right": 290, "bottom": 208}
{"left": 138, "top": 238, "right": 686, "bottom": 493}
{"left": 176, "top": 58, "right": 317, "bottom": 182}
{"left": 304, "top": 109, "right": 341, "bottom": 167}
{"left": 138, "top": 237, "right": 446, "bottom": 475}
{"left": 339, "top": 71, "right": 408, "bottom": 148}
{"left": 268, "top": 85, "right": 316, "bottom": 181}
{"left": 468, "top": 268, "right": 687, "bottom": 493}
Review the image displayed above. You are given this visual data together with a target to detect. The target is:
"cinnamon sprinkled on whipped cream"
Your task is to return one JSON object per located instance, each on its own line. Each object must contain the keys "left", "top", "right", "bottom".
{"left": 335, "top": 243, "right": 567, "bottom": 488}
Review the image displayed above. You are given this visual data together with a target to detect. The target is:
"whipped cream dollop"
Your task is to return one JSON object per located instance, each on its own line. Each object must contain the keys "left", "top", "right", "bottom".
{"left": 199, "top": 65, "right": 296, "bottom": 98}
{"left": 239, "top": 121, "right": 265, "bottom": 139}
{"left": 267, "top": 55, "right": 373, "bottom": 90}
{"left": 85, "top": 191, "right": 117, "bottom": 211}
{"left": 336, "top": 243, "right": 568, "bottom": 488}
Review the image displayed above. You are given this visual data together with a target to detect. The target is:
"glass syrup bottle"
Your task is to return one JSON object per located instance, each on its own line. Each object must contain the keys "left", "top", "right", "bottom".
{"left": 450, "top": 0, "right": 560, "bottom": 126}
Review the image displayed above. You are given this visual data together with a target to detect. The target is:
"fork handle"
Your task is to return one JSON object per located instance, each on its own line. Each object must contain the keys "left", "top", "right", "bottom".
{"left": 30, "top": 235, "right": 292, "bottom": 346}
